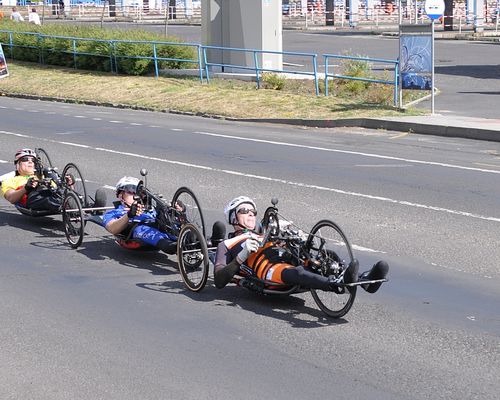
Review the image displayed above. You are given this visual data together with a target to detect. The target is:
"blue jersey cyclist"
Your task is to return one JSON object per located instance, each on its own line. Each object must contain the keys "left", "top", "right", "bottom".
{"left": 103, "top": 176, "right": 177, "bottom": 254}
{"left": 214, "top": 196, "right": 389, "bottom": 293}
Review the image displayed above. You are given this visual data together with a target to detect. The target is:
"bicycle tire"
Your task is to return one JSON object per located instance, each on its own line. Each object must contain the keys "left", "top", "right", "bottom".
{"left": 62, "top": 163, "right": 88, "bottom": 207}
{"left": 306, "top": 219, "right": 357, "bottom": 318}
{"left": 177, "top": 223, "right": 209, "bottom": 292}
{"left": 62, "top": 190, "right": 85, "bottom": 249}
{"left": 171, "top": 187, "right": 206, "bottom": 239}
{"left": 35, "top": 147, "right": 53, "bottom": 169}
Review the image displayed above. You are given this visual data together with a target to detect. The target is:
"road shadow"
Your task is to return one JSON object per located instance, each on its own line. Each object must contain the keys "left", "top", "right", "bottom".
{"left": 457, "top": 90, "right": 500, "bottom": 95}
{"left": 0, "top": 207, "right": 178, "bottom": 276}
{"left": 0, "top": 206, "right": 64, "bottom": 238}
{"left": 137, "top": 277, "right": 349, "bottom": 328}
{"left": 435, "top": 64, "right": 500, "bottom": 79}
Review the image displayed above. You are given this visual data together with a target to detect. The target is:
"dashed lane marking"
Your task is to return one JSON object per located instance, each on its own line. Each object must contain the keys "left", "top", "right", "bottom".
{"left": 1, "top": 129, "right": 499, "bottom": 224}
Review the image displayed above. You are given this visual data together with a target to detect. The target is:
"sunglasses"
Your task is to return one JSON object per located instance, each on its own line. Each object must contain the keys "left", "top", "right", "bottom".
{"left": 237, "top": 208, "right": 257, "bottom": 217}
{"left": 19, "top": 156, "right": 35, "bottom": 163}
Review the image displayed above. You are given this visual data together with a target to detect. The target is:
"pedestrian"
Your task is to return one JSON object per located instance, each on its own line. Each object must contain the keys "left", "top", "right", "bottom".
{"left": 28, "top": 8, "right": 41, "bottom": 25}
{"left": 58, "top": 0, "right": 65, "bottom": 17}
{"left": 10, "top": 7, "right": 25, "bottom": 22}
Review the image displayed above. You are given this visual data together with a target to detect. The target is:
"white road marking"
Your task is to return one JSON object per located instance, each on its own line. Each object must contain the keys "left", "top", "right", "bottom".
{"left": 355, "top": 164, "right": 411, "bottom": 168}
{"left": 352, "top": 244, "right": 385, "bottom": 254}
{"left": 130, "top": 123, "right": 142, "bottom": 126}
{"left": 193, "top": 131, "right": 500, "bottom": 175}
{"left": 58, "top": 141, "right": 91, "bottom": 149}
{"left": 1, "top": 129, "right": 499, "bottom": 224}
{"left": 0, "top": 159, "right": 8, "bottom": 163}
{"left": 109, "top": 120, "right": 123, "bottom": 124}
{"left": 92, "top": 118, "right": 102, "bottom": 121}
{"left": 171, "top": 128, "right": 183, "bottom": 131}
{"left": 74, "top": 115, "right": 87, "bottom": 119}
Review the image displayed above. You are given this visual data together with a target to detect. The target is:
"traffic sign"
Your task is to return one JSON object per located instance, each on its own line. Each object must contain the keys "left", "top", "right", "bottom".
{"left": 424, "top": 0, "right": 445, "bottom": 20}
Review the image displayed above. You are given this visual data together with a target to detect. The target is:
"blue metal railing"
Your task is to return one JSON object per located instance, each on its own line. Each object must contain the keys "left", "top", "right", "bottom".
{"left": 324, "top": 54, "right": 400, "bottom": 107}
{"left": 202, "top": 45, "right": 320, "bottom": 96}
{"left": 0, "top": 30, "right": 202, "bottom": 81}
{"left": 1, "top": 29, "right": 404, "bottom": 105}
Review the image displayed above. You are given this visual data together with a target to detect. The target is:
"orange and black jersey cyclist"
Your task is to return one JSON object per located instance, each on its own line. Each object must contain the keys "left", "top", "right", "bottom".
{"left": 214, "top": 230, "right": 336, "bottom": 291}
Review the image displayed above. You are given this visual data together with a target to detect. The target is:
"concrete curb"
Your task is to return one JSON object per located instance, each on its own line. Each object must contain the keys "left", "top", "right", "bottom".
{"left": 1, "top": 91, "right": 499, "bottom": 143}
{"left": 229, "top": 117, "right": 500, "bottom": 142}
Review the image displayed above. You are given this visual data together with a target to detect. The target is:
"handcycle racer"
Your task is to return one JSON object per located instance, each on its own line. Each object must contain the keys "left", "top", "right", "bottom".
{"left": 1, "top": 148, "right": 106, "bottom": 214}
{"left": 102, "top": 176, "right": 181, "bottom": 254}
{"left": 214, "top": 196, "right": 389, "bottom": 294}
{"left": 2, "top": 148, "right": 63, "bottom": 212}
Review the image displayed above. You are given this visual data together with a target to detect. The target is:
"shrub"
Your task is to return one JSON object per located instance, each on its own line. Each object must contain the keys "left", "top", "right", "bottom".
{"left": 337, "top": 57, "right": 372, "bottom": 95}
{"left": 261, "top": 72, "right": 286, "bottom": 90}
{"left": 0, "top": 20, "right": 196, "bottom": 76}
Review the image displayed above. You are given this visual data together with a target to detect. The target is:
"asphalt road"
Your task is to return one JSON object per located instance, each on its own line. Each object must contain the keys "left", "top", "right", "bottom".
{"left": 77, "top": 23, "right": 500, "bottom": 119}
{"left": 0, "top": 97, "right": 499, "bottom": 399}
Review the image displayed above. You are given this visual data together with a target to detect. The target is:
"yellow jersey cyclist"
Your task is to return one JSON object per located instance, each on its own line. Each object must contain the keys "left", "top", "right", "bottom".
{"left": 2, "top": 148, "right": 62, "bottom": 212}
{"left": 2, "top": 148, "right": 106, "bottom": 213}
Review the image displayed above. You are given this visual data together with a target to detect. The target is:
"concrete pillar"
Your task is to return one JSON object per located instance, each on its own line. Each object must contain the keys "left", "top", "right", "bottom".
{"left": 202, "top": 0, "right": 282, "bottom": 72}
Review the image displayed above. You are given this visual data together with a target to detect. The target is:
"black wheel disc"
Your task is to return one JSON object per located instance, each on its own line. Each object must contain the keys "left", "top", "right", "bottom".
{"left": 306, "top": 219, "right": 357, "bottom": 318}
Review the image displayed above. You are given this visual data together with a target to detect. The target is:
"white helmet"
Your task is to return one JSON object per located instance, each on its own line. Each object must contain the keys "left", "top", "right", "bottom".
{"left": 14, "top": 148, "right": 37, "bottom": 164}
{"left": 224, "top": 195, "right": 256, "bottom": 224}
{"left": 115, "top": 176, "right": 140, "bottom": 197}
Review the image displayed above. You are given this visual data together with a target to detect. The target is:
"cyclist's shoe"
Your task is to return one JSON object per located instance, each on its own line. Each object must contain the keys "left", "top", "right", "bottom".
{"left": 93, "top": 187, "right": 107, "bottom": 208}
{"left": 343, "top": 259, "right": 359, "bottom": 284}
{"left": 90, "top": 188, "right": 107, "bottom": 214}
{"left": 158, "top": 238, "right": 177, "bottom": 255}
{"left": 208, "top": 220, "right": 226, "bottom": 248}
{"left": 359, "top": 260, "right": 389, "bottom": 293}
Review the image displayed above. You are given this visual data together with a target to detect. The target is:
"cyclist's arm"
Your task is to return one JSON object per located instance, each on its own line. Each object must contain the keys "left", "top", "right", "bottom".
{"left": 2, "top": 177, "right": 31, "bottom": 205}
{"left": 214, "top": 242, "right": 241, "bottom": 289}
{"left": 105, "top": 214, "right": 130, "bottom": 235}
{"left": 4, "top": 186, "right": 28, "bottom": 204}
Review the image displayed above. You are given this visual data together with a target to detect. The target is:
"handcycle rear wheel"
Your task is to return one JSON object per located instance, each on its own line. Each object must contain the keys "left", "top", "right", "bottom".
{"left": 171, "top": 187, "right": 206, "bottom": 239}
{"left": 35, "top": 148, "right": 53, "bottom": 169}
{"left": 62, "top": 190, "right": 85, "bottom": 249}
{"left": 62, "top": 163, "right": 88, "bottom": 207}
{"left": 306, "top": 219, "right": 357, "bottom": 318}
{"left": 177, "top": 223, "right": 209, "bottom": 292}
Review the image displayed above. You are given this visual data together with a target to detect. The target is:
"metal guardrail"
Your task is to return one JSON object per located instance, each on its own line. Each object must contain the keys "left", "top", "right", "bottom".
{"left": 324, "top": 54, "right": 400, "bottom": 106}
{"left": 0, "top": 30, "right": 203, "bottom": 80}
{"left": 202, "top": 45, "right": 320, "bottom": 96}
{"left": 1, "top": 30, "right": 403, "bottom": 103}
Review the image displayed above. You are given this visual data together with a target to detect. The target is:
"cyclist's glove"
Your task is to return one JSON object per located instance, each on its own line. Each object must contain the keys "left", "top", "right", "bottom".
{"left": 127, "top": 202, "right": 139, "bottom": 219}
{"left": 24, "top": 178, "right": 36, "bottom": 193}
{"left": 237, "top": 238, "right": 260, "bottom": 264}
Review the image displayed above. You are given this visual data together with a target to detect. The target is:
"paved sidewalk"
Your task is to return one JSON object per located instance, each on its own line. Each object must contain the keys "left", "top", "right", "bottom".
{"left": 239, "top": 114, "right": 500, "bottom": 143}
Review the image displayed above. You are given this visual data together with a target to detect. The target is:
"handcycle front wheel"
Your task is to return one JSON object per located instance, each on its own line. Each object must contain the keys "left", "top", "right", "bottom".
{"left": 306, "top": 219, "right": 357, "bottom": 318}
{"left": 35, "top": 147, "right": 53, "bottom": 169}
{"left": 171, "top": 187, "right": 206, "bottom": 239}
{"left": 62, "top": 163, "right": 88, "bottom": 207}
{"left": 177, "top": 223, "right": 209, "bottom": 292}
{"left": 62, "top": 190, "right": 85, "bottom": 249}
